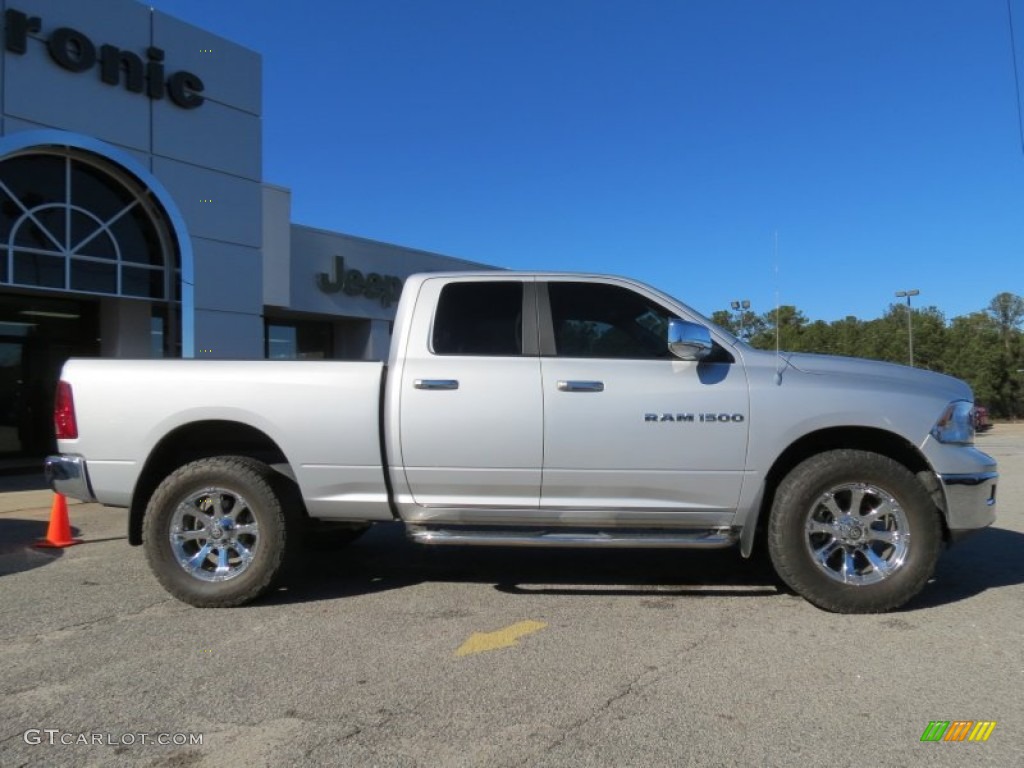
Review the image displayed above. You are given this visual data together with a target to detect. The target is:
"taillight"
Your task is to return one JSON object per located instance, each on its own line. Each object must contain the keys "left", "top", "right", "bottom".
{"left": 54, "top": 381, "right": 78, "bottom": 440}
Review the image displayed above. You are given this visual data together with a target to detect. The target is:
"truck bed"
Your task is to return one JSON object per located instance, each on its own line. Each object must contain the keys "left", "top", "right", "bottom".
{"left": 59, "top": 358, "right": 393, "bottom": 521}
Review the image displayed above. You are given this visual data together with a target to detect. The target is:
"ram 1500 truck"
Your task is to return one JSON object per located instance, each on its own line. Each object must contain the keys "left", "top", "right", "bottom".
{"left": 45, "top": 272, "right": 998, "bottom": 613}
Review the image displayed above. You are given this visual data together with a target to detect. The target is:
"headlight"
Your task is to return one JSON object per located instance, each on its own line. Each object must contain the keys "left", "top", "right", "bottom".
{"left": 930, "top": 400, "right": 975, "bottom": 445}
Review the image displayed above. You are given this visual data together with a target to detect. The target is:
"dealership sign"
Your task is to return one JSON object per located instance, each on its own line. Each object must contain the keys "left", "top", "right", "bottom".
{"left": 4, "top": 8, "right": 205, "bottom": 109}
{"left": 316, "top": 256, "right": 404, "bottom": 308}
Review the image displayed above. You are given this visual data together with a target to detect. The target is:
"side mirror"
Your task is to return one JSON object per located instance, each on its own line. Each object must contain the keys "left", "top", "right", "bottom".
{"left": 668, "top": 318, "right": 712, "bottom": 361}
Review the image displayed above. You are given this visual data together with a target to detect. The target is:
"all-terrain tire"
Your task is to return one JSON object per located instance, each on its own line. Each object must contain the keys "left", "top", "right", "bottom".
{"left": 143, "top": 456, "right": 297, "bottom": 607}
{"left": 767, "top": 450, "right": 942, "bottom": 613}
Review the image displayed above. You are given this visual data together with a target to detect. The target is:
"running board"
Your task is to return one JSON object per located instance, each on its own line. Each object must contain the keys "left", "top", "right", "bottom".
{"left": 406, "top": 525, "right": 739, "bottom": 549}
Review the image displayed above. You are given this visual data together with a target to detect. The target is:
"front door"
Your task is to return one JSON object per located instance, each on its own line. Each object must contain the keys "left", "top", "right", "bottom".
{"left": 539, "top": 280, "right": 749, "bottom": 526}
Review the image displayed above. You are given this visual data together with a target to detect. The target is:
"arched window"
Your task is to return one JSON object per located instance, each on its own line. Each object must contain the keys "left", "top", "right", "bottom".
{"left": 0, "top": 148, "right": 179, "bottom": 299}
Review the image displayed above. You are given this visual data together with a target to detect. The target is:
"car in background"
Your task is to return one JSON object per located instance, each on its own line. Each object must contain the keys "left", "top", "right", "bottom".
{"left": 974, "top": 405, "right": 992, "bottom": 433}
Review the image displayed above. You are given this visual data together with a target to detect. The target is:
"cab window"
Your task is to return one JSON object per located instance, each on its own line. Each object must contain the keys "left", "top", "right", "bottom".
{"left": 432, "top": 281, "right": 523, "bottom": 356}
{"left": 547, "top": 282, "right": 671, "bottom": 359}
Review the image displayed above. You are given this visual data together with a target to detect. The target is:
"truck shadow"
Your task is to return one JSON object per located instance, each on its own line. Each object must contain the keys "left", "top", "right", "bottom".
{"left": 272, "top": 522, "right": 777, "bottom": 605}
{"left": 909, "top": 526, "right": 1024, "bottom": 610}
{"left": 267, "top": 522, "right": 782, "bottom": 605}
{"left": 270, "top": 522, "right": 1024, "bottom": 611}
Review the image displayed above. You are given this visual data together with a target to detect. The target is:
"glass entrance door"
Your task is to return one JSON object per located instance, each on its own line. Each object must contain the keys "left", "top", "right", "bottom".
{"left": 0, "top": 294, "right": 99, "bottom": 459}
{"left": 0, "top": 339, "right": 25, "bottom": 454}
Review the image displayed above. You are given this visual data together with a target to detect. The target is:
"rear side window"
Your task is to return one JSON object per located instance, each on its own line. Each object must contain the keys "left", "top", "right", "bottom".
{"left": 432, "top": 281, "right": 523, "bottom": 356}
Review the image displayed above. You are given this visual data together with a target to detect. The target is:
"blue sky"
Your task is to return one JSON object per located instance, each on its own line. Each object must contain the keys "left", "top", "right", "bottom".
{"left": 148, "top": 0, "right": 1024, "bottom": 323}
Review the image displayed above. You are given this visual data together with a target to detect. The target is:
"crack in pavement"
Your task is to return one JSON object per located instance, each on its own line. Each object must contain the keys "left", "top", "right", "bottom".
{"left": 508, "top": 635, "right": 715, "bottom": 766}
{"left": 0, "top": 598, "right": 180, "bottom": 644}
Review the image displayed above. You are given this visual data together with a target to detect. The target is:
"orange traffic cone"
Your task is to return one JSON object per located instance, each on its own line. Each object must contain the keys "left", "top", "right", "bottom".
{"left": 35, "top": 493, "right": 82, "bottom": 548}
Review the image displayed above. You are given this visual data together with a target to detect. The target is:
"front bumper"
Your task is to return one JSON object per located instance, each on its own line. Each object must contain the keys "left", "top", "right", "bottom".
{"left": 44, "top": 455, "right": 97, "bottom": 503}
{"left": 939, "top": 470, "right": 997, "bottom": 539}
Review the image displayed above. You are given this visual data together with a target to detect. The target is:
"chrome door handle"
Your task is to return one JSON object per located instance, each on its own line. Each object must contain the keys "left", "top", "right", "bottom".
{"left": 557, "top": 380, "right": 604, "bottom": 392}
{"left": 414, "top": 379, "right": 459, "bottom": 390}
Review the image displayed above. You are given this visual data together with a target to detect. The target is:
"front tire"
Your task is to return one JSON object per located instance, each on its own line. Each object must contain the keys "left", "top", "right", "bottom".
{"left": 767, "top": 450, "right": 942, "bottom": 613}
{"left": 143, "top": 457, "right": 297, "bottom": 607}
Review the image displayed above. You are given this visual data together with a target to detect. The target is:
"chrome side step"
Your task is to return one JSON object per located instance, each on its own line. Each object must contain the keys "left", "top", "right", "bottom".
{"left": 406, "top": 525, "right": 739, "bottom": 549}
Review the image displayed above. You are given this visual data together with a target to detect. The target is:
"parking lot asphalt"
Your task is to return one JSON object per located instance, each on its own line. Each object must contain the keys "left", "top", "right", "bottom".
{"left": 1, "top": 427, "right": 1022, "bottom": 767}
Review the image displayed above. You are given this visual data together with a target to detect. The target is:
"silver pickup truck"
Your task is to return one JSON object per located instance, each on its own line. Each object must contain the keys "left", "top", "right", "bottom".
{"left": 46, "top": 272, "right": 998, "bottom": 613}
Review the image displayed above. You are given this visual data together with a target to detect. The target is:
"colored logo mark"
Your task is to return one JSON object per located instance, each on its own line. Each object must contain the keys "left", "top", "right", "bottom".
{"left": 920, "top": 721, "right": 996, "bottom": 742}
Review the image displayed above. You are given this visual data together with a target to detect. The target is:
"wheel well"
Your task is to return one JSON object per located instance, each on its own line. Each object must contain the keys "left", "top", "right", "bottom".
{"left": 745, "top": 427, "right": 946, "bottom": 557}
{"left": 128, "top": 421, "right": 298, "bottom": 545}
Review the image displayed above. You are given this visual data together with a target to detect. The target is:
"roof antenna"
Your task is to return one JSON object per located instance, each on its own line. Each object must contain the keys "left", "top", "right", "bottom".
{"left": 773, "top": 231, "right": 785, "bottom": 385}
{"left": 1009, "top": 0, "right": 1024, "bottom": 156}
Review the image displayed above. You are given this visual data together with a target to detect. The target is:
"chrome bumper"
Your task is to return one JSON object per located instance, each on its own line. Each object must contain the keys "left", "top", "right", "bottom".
{"left": 939, "top": 471, "right": 997, "bottom": 537}
{"left": 44, "top": 455, "right": 96, "bottom": 503}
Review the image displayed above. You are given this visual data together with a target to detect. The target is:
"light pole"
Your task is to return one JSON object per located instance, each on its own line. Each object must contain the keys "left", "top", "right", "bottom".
{"left": 730, "top": 299, "right": 750, "bottom": 339}
{"left": 894, "top": 289, "right": 920, "bottom": 366}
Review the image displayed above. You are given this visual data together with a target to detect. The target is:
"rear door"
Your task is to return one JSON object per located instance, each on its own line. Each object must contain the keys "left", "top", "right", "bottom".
{"left": 396, "top": 278, "right": 543, "bottom": 516}
{"left": 538, "top": 279, "right": 749, "bottom": 525}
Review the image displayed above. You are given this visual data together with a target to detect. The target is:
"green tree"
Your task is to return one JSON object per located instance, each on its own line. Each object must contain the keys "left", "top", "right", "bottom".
{"left": 710, "top": 310, "right": 736, "bottom": 335}
{"left": 980, "top": 294, "right": 1024, "bottom": 418}
{"left": 909, "top": 306, "right": 947, "bottom": 372}
{"left": 987, "top": 292, "right": 1024, "bottom": 354}
{"left": 711, "top": 308, "right": 764, "bottom": 341}
{"left": 832, "top": 315, "right": 865, "bottom": 358}
{"left": 858, "top": 309, "right": 906, "bottom": 364}
{"left": 750, "top": 305, "right": 807, "bottom": 351}
{"left": 945, "top": 312, "right": 1003, "bottom": 409}
{"left": 801, "top": 319, "right": 835, "bottom": 355}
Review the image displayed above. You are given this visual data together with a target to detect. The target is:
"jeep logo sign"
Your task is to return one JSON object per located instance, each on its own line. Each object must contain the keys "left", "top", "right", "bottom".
{"left": 316, "top": 255, "right": 403, "bottom": 308}
{"left": 4, "top": 8, "right": 205, "bottom": 109}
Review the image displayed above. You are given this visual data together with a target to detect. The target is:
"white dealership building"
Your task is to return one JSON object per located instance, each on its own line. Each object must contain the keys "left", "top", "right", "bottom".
{"left": 0, "top": 0, "right": 489, "bottom": 460}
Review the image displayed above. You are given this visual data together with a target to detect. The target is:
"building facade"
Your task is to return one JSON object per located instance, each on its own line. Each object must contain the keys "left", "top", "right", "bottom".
{"left": 0, "top": 0, "right": 490, "bottom": 461}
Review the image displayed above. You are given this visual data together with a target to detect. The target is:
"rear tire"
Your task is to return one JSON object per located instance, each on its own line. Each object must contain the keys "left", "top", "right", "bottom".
{"left": 143, "top": 457, "right": 297, "bottom": 607}
{"left": 768, "top": 450, "right": 942, "bottom": 613}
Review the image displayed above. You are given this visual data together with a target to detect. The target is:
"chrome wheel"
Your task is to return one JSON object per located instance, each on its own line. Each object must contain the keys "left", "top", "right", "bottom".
{"left": 146, "top": 457, "right": 296, "bottom": 607}
{"left": 169, "top": 486, "right": 260, "bottom": 583}
{"left": 770, "top": 450, "right": 941, "bottom": 612}
{"left": 803, "top": 482, "right": 910, "bottom": 586}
